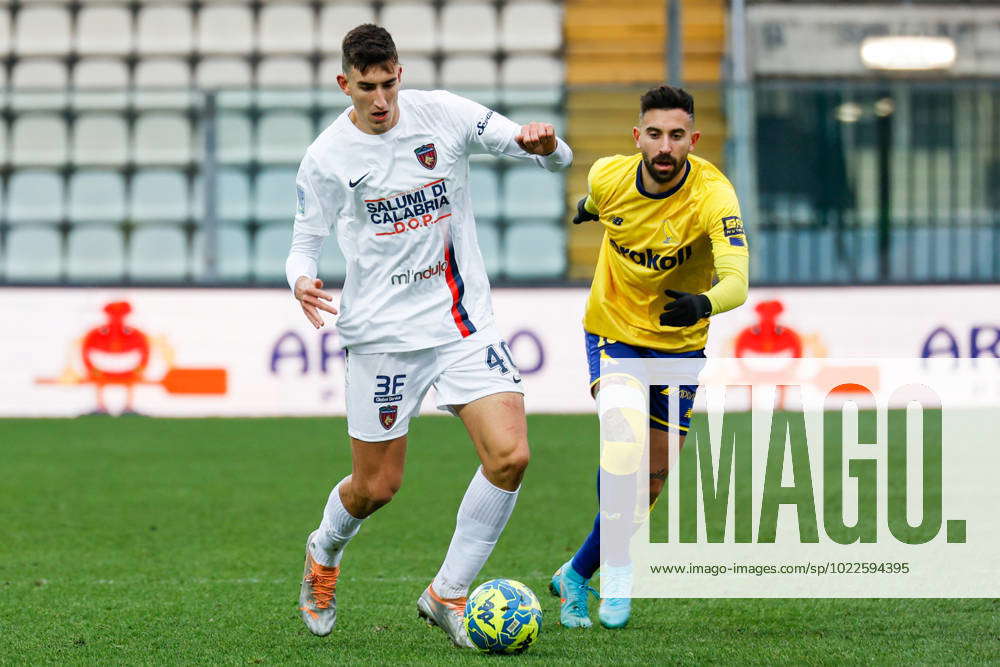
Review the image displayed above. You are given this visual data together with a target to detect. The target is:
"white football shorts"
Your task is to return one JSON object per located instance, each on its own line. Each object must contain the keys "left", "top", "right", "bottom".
{"left": 345, "top": 325, "right": 525, "bottom": 441}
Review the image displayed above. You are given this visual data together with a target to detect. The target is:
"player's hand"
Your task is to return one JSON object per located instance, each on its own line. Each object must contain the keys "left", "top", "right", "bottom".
{"left": 515, "top": 122, "right": 557, "bottom": 156}
{"left": 572, "top": 196, "right": 599, "bottom": 224}
{"left": 294, "top": 276, "right": 338, "bottom": 329}
{"left": 660, "top": 289, "right": 712, "bottom": 327}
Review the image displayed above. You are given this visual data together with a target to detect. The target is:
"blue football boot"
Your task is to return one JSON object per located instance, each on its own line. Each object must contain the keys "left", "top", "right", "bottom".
{"left": 598, "top": 563, "right": 633, "bottom": 629}
{"left": 550, "top": 560, "right": 598, "bottom": 628}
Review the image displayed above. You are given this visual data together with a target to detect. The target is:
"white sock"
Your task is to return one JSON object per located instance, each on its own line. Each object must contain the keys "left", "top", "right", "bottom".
{"left": 432, "top": 467, "right": 519, "bottom": 599}
{"left": 310, "top": 479, "right": 364, "bottom": 567}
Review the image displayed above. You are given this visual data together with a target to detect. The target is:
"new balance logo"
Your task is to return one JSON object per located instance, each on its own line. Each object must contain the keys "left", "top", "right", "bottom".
{"left": 349, "top": 172, "right": 370, "bottom": 188}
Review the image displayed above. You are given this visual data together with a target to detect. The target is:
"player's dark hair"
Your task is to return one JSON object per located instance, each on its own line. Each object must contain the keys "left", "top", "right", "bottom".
{"left": 640, "top": 85, "right": 695, "bottom": 119}
{"left": 341, "top": 24, "right": 398, "bottom": 75}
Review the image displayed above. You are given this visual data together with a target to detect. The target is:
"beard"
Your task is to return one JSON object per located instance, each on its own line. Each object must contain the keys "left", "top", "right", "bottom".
{"left": 643, "top": 153, "right": 681, "bottom": 184}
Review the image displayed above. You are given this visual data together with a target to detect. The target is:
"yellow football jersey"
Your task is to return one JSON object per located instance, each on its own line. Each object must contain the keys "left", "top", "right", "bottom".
{"left": 582, "top": 153, "right": 749, "bottom": 352}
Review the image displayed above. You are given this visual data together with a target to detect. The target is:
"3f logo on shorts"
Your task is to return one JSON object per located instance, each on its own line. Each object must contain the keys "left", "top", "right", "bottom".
{"left": 374, "top": 374, "right": 406, "bottom": 403}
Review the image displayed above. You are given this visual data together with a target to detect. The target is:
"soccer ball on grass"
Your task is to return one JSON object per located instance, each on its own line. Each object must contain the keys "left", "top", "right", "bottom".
{"left": 463, "top": 578, "right": 542, "bottom": 654}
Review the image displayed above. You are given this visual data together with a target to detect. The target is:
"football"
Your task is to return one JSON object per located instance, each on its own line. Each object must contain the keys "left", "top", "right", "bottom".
{"left": 463, "top": 578, "right": 542, "bottom": 654}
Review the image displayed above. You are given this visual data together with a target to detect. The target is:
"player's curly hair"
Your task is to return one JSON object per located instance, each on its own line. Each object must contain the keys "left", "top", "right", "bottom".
{"left": 640, "top": 86, "right": 695, "bottom": 119}
{"left": 341, "top": 24, "right": 398, "bottom": 74}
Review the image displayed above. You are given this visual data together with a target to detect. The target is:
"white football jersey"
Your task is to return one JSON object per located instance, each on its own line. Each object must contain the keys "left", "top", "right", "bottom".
{"left": 293, "top": 89, "right": 570, "bottom": 353}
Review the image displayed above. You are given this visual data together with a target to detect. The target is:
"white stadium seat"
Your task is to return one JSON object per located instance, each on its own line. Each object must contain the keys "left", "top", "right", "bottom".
{"left": 441, "top": 55, "right": 498, "bottom": 106}
{"left": 257, "top": 57, "right": 313, "bottom": 107}
{"left": 253, "top": 223, "right": 292, "bottom": 282}
{"left": 500, "top": 55, "right": 563, "bottom": 105}
{"left": 11, "top": 115, "right": 68, "bottom": 166}
{"left": 469, "top": 165, "right": 499, "bottom": 220}
{"left": 254, "top": 167, "right": 297, "bottom": 221}
{"left": 7, "top": 170, "right": 64, "bottom": 223}
{"left": 441, "top": 2, "right": 498, "bottom": 53}
{"left": 134, "top": 58, "right": 192, "bottom": 108}
{"left": 137, "top": 5, "right": 194, "bottom": 55}
{"left": 134, "top": 113, "right": 192, "bottom": 164}
{"left": 11, "top": 59, "right": 67, "bottom": 110}
{"left": 318, "top": 3, "right": 376, "bottom": 53}
{"left": 507, "top": 107, "right": 565, "bottom": 136}
{"left": 381, "top": 3, "right": 437, "bottom": 53}
{"left": 256, "top": 112, "right": 311, "bottom": 163}
{"left": 15, "top": 6, "right": 71, "bottom": 56}
{"left": 76, "top": 5, "right": 132, "bottom": 56}
{"left": 69, "top": 170, "right": 126, "bottom": 223}
{"left": 74, "top": 59, "right": 130, "bottom": 109}
{"left": 196, "top": 57, "right": 252, "bottom": 107}
{"left": 215, "top": 113, "right": 252, "bottom": 164}
{"left": 258, "top": 3, "right": 314, "bottom": 54}
{"left": 130, "top": 170, "right": 190, "bottom": 223}
{"left": 192, "top": 225, "right": 251, "bottom": 281}
{"left": 72, "top": 114, "right": 129, "bottom": 166}
{"left": 198, "top": 4, "right": 254, "bottom": 55}
{"left": 0, "top": 11, "right": 12, "bottom": 57}
{"left": 400, "top": 55, "right": 436, "bottom": 89}
{"left": 5, "top": 227, "right": 62, "bottom": 281}
{"left": 503, "top": 223, "right": 565, "bottom": 278}
{"left": 67, "top": 226, "right": 125, "bottom": 281}
{"left": 500, "top": 1, "right": 562, "bottom": 52}
{"left": 475, "top": 222, "right": 502, "bottom": 279}
{"left": 215, "top": 169, "right": 251, "bottom": 221}
{"left": 129, "top": 227, "right": 188, "bottom": 280}
{"left": 502, "top": 166, "right": 563, "bottom": 219}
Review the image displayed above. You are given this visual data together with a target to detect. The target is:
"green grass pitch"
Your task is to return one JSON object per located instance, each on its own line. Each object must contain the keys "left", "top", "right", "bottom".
{"left": 1, "top": 415, "right": 995, "bottom": 663}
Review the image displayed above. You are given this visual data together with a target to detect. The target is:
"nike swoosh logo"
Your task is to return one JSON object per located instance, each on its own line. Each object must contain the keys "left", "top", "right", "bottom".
{"left": 348, "top": 172, "right": 370, "bottom": 188}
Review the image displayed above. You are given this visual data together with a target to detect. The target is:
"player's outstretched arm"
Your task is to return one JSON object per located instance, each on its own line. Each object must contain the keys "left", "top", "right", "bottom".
{"left": 572, "top": 196, "right": 599, "bottom": 224}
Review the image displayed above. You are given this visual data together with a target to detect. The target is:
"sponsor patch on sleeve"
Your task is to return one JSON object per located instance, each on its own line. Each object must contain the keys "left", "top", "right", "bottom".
{"left": 729, "top": 237, "right": 746, "bottom": 246}
{"left": 296, "top": 186, "right": 306, "bottom": 216}
{"left": 722, "top": 215, "right": 744, "bottom": 237}
{"left": 476, "top": 110, "right": 494, "bottom": 136}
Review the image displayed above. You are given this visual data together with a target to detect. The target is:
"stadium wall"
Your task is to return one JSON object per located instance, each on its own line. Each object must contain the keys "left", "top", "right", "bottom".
{"left": 4, "top": 286, "right": 999, "bottom": 418}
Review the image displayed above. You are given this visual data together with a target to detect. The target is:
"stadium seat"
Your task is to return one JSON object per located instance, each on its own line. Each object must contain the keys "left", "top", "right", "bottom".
{"left": 502, "top": 166, "right": 563, "bottom": 220}
{"left": 503, "top": 223, "right": 565, "bottom": 278}
{"left": 319, "top": 3, "right": 376, "bottom": 53}
{"left": 0, "top": 118, "right": 6, "bottom": 166}
{"left": 256, "top": 112, "right": 311, "bottom": 163}
{"left": 257, "top": 57, "right": 314, "bottom": 108}
{"left": 66, "top": 226, "right": 125, "bottom": 281}
{"left": 507, "top": 107, "right": 565, "bottom": 136}
{"left": 258, "top": 3, "right": 314, "bottom": 54}
{"left": 254, "top": 168, "right": 297, "bottom": 221}
{"left": 69, "top": 170, "right": 126, "bottom": 224}
{"left": 191, "top": 225, "right": 251, "bottom": 281}
{"left": 216, "top": 169, "right": 251, "bottom": 221}
{"left": 441, "top": 56, "right": 498, "bottom": 106}
{"left": 0, "top": 11, "right": 10, "bottom": 58}
{"left": 196, "top": 57, "right": 253, "bottom": 107}
{"left": 441, "top": 2, "right": 498, "bottom": 53}
{"left": 72, "top": 114, "right": 129, "bottom": 166}
{"left": 319, "top": 239, "right": 348, "bottom": 282}
{"left": 128, "top": 227, "right": 188, "bottom": 281}
{"left": 74, "top": 59, "right": 129, "bottom": 109}
{"left": 469, "top": 165, "right": 500, "bottom": 220}
{"left": 76, "top": 5, "right": 132, "bottom": 55}
{"left": 11, "top": 59, "right": 67, "bottom": 110}
{"left": 500, "top": 56, "right": 563, "bottom": 105}
{"left": 198, "top": 5, "right": 254, "bottom": 55}
{"left": 214, "top": 113, "right": 252, "bottom": 164}
{"left": 475, "top": 222, "right": 502, "bottom": 279}
{"left": 134, "top": 114, "right": 192, "bottom": 164}
{"left": 15, "top": 6, "right": 71, "bottom": 56}
{"left": 130, "top": 170, "right": 190, "bottom": 223}
{"left": 500, "top": 1, "right": 561, "bottom": 52}
{"left": 381, "top": 3, "right": 437, "bottom": 53}
{"left": 4, "top": 227, "right": 62, "bottom": 281}
{"left": 400, "top": 55, "right": 436, "bottom": 89}
{"left": 253, "top": 223, "right": 292, "bottom": 282}
{"left": 137, "top": 5, "right": 193, "bottom": 55}
{"left": 134, "top": 58, "right": 192, "bottom": 108}
{"left": 11, "top": 115, "right": 68, "bottom": 166}
{"left": 7, "top": 170, "right": 64, "bottom": 223}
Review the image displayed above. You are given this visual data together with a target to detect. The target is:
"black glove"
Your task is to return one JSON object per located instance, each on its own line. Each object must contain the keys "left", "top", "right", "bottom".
{"left": 660, "top": 289, "right": 712, "bottom": 327}
{"left": 572, "top": 196, "right": 599, "bottom": 224}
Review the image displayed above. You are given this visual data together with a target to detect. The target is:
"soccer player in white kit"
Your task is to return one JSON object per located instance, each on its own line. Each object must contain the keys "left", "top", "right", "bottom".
{"left": 285, "top": 25, "right": 573, "bottom": 646}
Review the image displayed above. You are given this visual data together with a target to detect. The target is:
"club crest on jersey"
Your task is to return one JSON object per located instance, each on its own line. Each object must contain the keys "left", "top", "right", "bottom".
{"left": 379, "top": 405, "right": 398, "bottom": 430}
{"left": 414, "top": 143, "right": 437, "bottom": 170}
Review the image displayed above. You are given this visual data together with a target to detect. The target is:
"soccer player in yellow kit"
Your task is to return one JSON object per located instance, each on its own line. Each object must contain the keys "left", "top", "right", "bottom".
{"left": 549, "top": 86, "right": 749, "bottom": 629}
